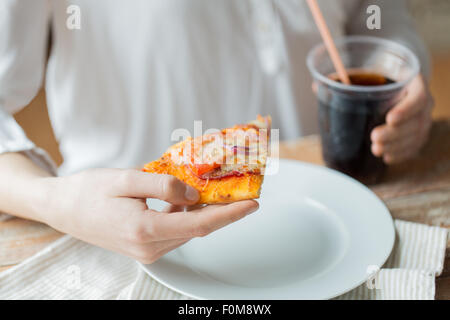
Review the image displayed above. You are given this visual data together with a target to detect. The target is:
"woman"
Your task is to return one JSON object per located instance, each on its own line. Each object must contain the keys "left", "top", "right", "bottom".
{"left": 0, "top": 0, "right": 433, "bottom": 263}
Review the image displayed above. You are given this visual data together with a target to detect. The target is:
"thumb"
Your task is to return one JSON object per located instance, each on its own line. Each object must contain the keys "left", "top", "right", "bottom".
{"left": 114, "top": 170, "right": 199, "bottom": 205}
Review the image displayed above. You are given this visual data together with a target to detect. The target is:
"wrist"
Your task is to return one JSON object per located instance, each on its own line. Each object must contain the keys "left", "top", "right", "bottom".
{"left": 26, "top": 176, "right": 60, "bottom": 225}
{"left": 0, "top": 152, "right": 60, "bottom": 223}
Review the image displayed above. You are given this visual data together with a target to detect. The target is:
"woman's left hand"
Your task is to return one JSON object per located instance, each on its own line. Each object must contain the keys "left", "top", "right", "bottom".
{"left": 371, "top": 75, "right": 434, "bottom": 164}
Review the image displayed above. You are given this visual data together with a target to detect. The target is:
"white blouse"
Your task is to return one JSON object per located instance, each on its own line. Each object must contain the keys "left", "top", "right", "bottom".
{"left": 0, "top": 0, "right": 429, "bottom": 175}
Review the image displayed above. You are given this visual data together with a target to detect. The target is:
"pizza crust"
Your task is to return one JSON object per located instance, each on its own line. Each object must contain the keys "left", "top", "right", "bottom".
{"left": 143, "top": 155, "right": 264, "bottom": 204}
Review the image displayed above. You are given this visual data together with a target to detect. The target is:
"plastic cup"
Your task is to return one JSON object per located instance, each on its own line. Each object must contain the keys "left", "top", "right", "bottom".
{"left": 307, "top": 36, "right": 420, "bottom": 184}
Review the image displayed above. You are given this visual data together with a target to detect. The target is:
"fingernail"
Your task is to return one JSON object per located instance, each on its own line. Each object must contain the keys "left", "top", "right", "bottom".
{"left": 247, "top": 203, "right": 260, "bottom": 215}
{"left": 185, "top": 185, "right": 199, "bottom": 201}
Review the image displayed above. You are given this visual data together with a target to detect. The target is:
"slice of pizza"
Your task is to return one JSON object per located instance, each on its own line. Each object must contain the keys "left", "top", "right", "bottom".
{"left": 143, "top": 115, "right": 271, "bottom": 204}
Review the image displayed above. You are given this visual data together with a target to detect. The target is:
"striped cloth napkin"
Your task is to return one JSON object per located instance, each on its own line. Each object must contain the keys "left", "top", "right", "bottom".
{"left": 0, "top": 220, "right": 447, "bottom": 300}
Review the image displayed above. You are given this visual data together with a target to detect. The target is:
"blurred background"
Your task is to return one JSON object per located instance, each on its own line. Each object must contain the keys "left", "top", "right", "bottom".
{"left": 13, "top": 0, "right": 450, "bottom": 167}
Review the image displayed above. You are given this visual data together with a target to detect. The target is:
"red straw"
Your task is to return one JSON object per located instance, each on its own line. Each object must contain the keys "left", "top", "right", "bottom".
{"left": 306, "top": 0, "right": 351, "bottom": 85}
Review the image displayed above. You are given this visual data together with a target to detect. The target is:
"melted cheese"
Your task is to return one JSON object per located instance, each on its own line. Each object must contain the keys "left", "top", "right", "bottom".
{"left": 168, "top": 116, "right": 270, "bottom": 178}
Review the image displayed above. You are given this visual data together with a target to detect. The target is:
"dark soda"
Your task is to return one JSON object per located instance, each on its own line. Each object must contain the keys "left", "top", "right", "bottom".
{"left": 318, "top": 72, "right": 397, "bottom": 184}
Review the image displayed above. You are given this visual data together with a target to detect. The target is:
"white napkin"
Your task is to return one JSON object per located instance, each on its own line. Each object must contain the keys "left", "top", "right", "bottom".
{"left": 0, "top": 220, "right": 447, "bottom": 300}
{"left": 338, "top": 220, "right": 448, "bottom": 300}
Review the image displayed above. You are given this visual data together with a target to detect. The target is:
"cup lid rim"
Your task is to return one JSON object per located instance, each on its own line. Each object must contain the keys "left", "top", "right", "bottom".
{"left": 306, "top": 35, "right": 421, "bottom": 93}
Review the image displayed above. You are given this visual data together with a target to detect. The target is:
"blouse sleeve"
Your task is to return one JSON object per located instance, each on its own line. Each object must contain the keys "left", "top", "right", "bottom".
{"left": 0, "top": 0, "right": 57, "bottom": 179}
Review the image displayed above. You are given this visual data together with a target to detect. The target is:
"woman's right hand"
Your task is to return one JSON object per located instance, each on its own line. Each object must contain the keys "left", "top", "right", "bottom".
{"left": 36, "top": 169, "right": 258, "bottom": 264}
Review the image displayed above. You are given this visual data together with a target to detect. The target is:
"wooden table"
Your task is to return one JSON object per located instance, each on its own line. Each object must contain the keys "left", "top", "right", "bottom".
{"left": 1, "top": 121, "right": 449, "bottom": 299}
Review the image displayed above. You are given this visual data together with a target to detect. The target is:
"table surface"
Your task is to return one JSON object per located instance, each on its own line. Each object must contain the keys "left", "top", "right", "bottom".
{"left": 1, "top": 120, "right": 449, "bottom": 299}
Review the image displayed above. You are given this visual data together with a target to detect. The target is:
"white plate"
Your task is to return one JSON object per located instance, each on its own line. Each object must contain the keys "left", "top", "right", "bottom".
{"left": 140, "top": 159, "right": 395, "bottom": 299}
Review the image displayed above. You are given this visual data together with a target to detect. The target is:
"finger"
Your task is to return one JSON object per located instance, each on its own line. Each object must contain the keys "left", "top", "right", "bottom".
{"left": 386, "top": 76, "right": 430, "bottom": 126}
{"left": 375, "top": 135, "right": 418, "bottom": 155}
{"left": 152, "top": 239, "right": 190, "bottom": 261}
{"left": 163, "top": 203, "right": 205, "bottom": 213}
{"left": 373, "top": 130, "right": 426, "bottom": 162}
{"left": 371, "top": 114, "right": 423, "bottom": 145}
{"left": 186, "top": 204, "right": 206, "bottom": 211}
{"left": 148, "top": 200, "right": 259, "bottom": 240}
{"left": 135, "top": 238, "right": 190, "bottom": 264}
{"left": 113, "top": 170, "right": 199, "bottom": 205}
{"left": 372, "top": 106, "right": 432, "bottom": 158}
{"left": 380, "top": 132, "right": 428, "bottom": 164}
{"left": 383, "top": 146, "right": 419, "bottom": 165}
{"left": 163, "top": 204, "right": 185, "bottom": 213}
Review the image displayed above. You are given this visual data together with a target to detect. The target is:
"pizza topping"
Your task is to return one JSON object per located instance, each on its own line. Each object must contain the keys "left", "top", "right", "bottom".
{"left": 168, "top": 116, "right": 271, "bottom": 180}
{"left": 190, "top": 163, "right": 221, "bottom": 176}
{"left": 200, "top": 165, "right": 257, "bottom": 180}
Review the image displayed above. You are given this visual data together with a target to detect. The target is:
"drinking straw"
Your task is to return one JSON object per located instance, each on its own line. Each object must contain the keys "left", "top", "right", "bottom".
{"left": 306, "top": 0, "right": 351, "bottom": 85}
